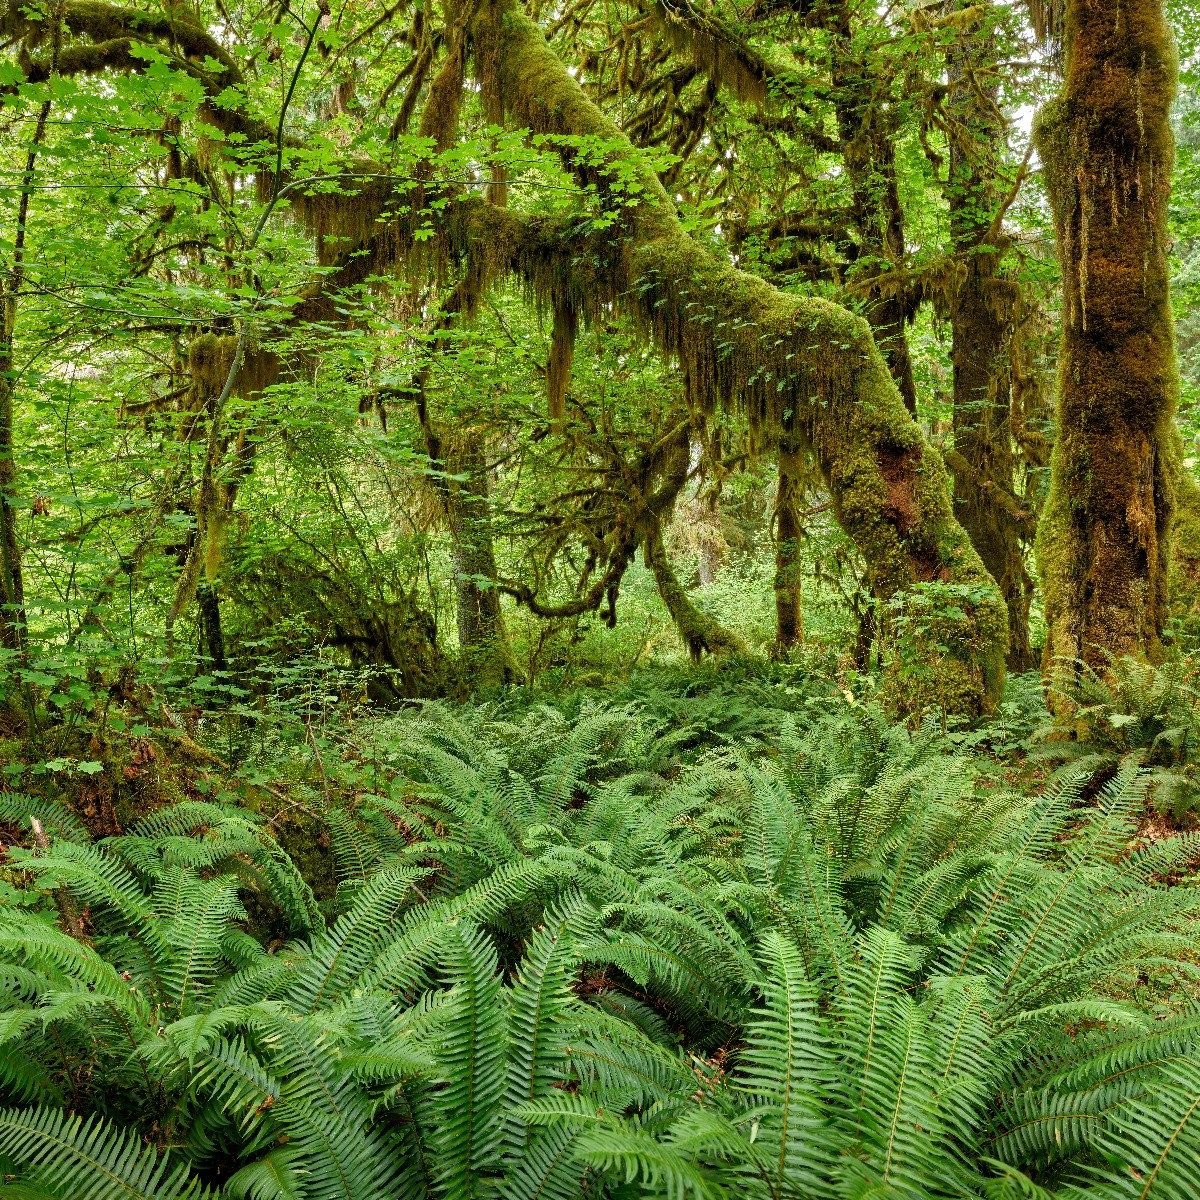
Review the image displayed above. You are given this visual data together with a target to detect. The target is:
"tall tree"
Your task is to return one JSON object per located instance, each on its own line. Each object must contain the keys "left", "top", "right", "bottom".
{"left": 1034, "top": 0, "right": 1179, "bottom": 678}
{"left": 944, "top": 3, "right": 1036, "bottom": 669}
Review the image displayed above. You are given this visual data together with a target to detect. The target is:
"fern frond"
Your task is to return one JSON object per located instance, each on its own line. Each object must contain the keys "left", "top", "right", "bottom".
{"left": 0, "top": 1107, "right": 207, "bottom": 1200}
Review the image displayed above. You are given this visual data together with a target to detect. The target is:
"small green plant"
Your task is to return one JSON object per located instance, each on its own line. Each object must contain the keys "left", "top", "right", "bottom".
{"left": 1052, "top": 654, "right": 1200, "bottom": 818}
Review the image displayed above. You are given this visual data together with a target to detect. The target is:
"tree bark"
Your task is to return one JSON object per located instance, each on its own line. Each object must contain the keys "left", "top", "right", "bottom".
{"left": 1034, "top": 0, "right": 1178, "bottom": 683}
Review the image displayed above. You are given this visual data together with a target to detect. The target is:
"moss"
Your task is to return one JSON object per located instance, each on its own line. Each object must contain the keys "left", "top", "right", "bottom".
{"left": 1034, "top": 0, "right": 1179, "bottom": 701}
{"left": 9, "top": 2, "right": 265, "bottom": 145}
{"left": 467, "top": 0, "right": 1009, "bottom": 714}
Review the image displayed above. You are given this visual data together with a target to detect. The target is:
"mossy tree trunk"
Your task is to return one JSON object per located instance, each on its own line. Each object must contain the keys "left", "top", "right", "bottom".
{"left": 0, "top": 315, "right": 24, "bottom": 662}
{"left": 640, "top": 429, "right": 744, "bottom": 659}
{"left": 1034, "top": 0, "right": 1178, "bottom": 681}
{"left": 773, "top": 436, "right": 804, "bottom": 656}
{"left": 475, "top": 0, "right": 1008, "bottom": 714}
{"left": 945, "top": 7, "right": 1035, "bottom": 670}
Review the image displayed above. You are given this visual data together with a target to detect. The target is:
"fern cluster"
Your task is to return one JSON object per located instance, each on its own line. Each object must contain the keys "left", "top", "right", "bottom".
{"left": 2, "top": 701, "right": 1200, "bottom": 1199}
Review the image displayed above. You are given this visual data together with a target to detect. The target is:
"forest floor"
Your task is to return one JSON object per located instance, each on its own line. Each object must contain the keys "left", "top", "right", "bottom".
{"left": 4, "top": 657, "right": 1200, "bottom": 1198}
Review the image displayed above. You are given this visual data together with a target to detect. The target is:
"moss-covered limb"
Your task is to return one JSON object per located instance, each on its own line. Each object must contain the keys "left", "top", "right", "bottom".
{"left": 3, "top": 1, "right": 264, "bottom": 143}
{"left": 648, "top": 0, "right": 919, "bottom": 406}
{"left": 1034, "top": 0, "right": 1178, "bottom": 684}
{"left": 637, "top": 426, "right": 745, "bottom": 660}
{"left": 3, "top": 0, "right": 239, "bottom": 75}
{"left": 773, "top": 437, "right": 804, "bottom": 656}
{"left": 496, "top": 418, "right": 696, "bottom": 623}
{"left": 644, "top": 520, "right": 745, "bottom": 660}
{"left": 476, "top": 0, "right": 1008, "bottom": 713}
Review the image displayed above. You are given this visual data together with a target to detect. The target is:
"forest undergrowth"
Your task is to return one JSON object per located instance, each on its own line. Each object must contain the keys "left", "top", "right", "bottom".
{"left": 4, "top": 660, "right": 1200, "bottom": 1199}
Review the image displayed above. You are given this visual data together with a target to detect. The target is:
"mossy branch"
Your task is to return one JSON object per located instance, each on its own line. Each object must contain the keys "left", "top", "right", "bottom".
{"left": 471, "top": 0, "right": 1008, "bottom": 712}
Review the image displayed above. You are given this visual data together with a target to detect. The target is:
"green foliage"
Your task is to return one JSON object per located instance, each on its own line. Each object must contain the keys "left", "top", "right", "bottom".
{"left": 2, "top": 700, "right": 1200, "bottom": 1198}
{"left": 1050, "top": 655, "right": 1200, "bottom": 817}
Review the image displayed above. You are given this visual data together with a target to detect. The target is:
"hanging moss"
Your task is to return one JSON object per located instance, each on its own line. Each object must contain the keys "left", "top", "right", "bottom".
{"left": 463, "top": 0, "right": 1008, "bottom": 714}
{"left": 1034, "top": 0, "right": 1179, "bottom": 696}
{"left": 7, "top": 1, "right": 267, "bottom": 147}
{"left": 186, "top": 332, "right": 278, "bottom": 405}
{"left": 651, "top": 0, "right": 768, "bottom": 106}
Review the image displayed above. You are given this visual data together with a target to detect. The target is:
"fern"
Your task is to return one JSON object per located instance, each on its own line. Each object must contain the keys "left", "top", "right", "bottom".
{"left": 1, "top": 699, "right": 1200, "bottom": 1199}
{"left": 0, "top": 1107, "right": 207, "bottom": 1200}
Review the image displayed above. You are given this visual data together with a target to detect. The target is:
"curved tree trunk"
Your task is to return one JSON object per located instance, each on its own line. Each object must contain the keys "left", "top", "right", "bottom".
{"left": 1034, "top": 0, "right": 1178, "bottom": 685}
{"left": 474, "top": 0, "right": 1008, "bottom": 714}
{"left": 644, "top": 521, "right": 745, "bottom": 661}
{"left": 945, "top": 7, "right": 1035, "bottom": 671}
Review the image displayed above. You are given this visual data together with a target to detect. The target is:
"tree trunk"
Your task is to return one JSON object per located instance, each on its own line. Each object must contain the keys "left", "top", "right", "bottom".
{"left": 197, "top": 582, "right": 227, "bottom": 674}
{"left": 441, "top": 440, "right": 516, "bottom": 689}
{"left": 773, "top": 438, "right": 804, "bottom": 656}
{"left": 1034, "top": 0, "right": 1178, "bottom": 682}
{"left": 944, "top": 7, "right": 1035, "bottom": 672}
{"left": 0, "top": 339, "right": 24, "bottom": 659}
{"left": 1170, "top": 470, "right": 1200, "bottom": 635}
